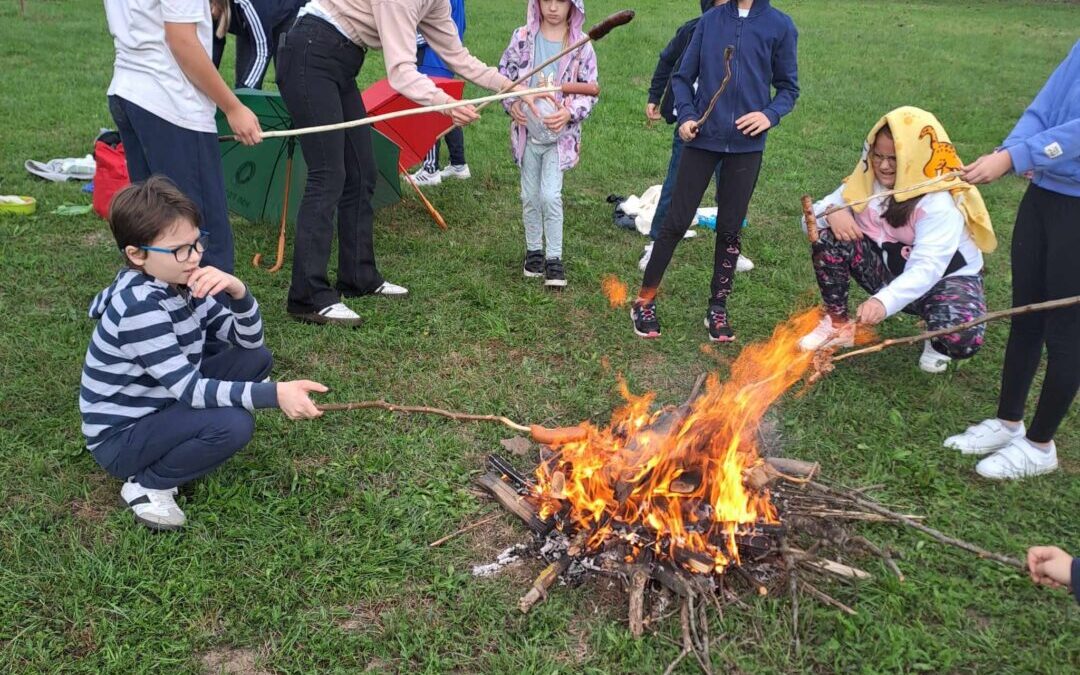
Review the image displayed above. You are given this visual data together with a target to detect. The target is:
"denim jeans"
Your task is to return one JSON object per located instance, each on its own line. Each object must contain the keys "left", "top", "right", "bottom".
{"left": 107, "top": 95, "right": 234, "bottom": 273}
{"left": 276, "top": 15, "right": 383, "bottom": 313}
{"left": 91, "top": 346, "right": 273, "bottom": 489}
{"left": 520, "top": 141, "right": 564, "bottom": 259}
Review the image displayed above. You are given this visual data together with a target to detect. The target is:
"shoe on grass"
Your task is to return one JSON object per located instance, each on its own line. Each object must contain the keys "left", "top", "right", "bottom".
{"left": 736, "top": 254, "right": 754, "bottom": 272}
{"left": 120, "top": 479, "right": 185, "bottom": 531}
{"left": 523, "top": 250, "right": 544, "bottom": 278}
{"left": 631, "top": 301, "right": 661, "bottom": 338}
{"left": 704, "top": 304, "right": 735, "bottom": 342}
{"left": 943, "top": 418, "right": 1025, "bottom": 456}
{"left": 410, "top": 167, "right": 442, "bottom": 186}
{"left": 975, "top": 437, "right": 1058, "bottom": 480}
{"left": 798, "top": 315, "right": 855, "bottom": 352}
{"left": 544, "top": 257, "right": 566, "bottom": 288}
{"left": 439, "top": 164, "right": 471, "bottom": 180}
{"left": 373, "top": 281, "right": 409, "bottom": 298}
{"left": 289, "top": 302, "right": 363, "bottom": 327}
{"left": 919, "top": 341, "right": 951, "bottom": 374}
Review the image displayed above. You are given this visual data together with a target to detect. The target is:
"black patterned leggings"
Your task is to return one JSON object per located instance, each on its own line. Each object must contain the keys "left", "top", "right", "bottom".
{"left": 811, "top": 228, "right": 986, "bottom": 359}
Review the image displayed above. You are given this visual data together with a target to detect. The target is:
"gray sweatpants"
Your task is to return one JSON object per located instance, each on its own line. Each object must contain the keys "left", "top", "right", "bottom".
{"left": 520, "top": 141, "right": 564, "bottom": 259}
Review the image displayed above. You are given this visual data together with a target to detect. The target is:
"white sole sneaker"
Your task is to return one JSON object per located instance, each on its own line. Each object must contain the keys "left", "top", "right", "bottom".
{"left": 918, "top": 342, "right": 951, "bottom": 373}
{"left": 975, "top": 438, "right": 1058, "bottom": 480}
{"left": 120, "top": 481, "right": 186, "bottom": 531}
{"left": 410, "top": 171, "right": 442, "bottom": 187}
{"left": 943, "top": 418, "right": 1025, "bottom": 456}
{"left": 440, "top": 165, "right": 471, "bottom": 180}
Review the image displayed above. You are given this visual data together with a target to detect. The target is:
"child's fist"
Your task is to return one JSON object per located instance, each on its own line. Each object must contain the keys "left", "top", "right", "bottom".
{"left": 277, "top": 380, "right": 328, "bottom": 420}
{"left": 1027, "top": 546, "right": 1073, "bottom": 589}
{"left": 188, "top": 266, "right": 246, "bottom": 299}
{"left": 679, "top": 120, "right": 699, "bottom": 142}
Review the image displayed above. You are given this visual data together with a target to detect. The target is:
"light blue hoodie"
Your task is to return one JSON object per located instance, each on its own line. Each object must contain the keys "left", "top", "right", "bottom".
{"left": 1002, "top": 39, "right": 1080, "bottom": 197}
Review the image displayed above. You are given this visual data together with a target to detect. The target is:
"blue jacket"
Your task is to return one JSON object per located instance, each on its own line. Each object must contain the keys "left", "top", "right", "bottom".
{"left": 674, "top": 0, "right": 799, "bottom": 154}
{"left": 647, "top": 0, "right": 715, "bottom": 125}
{"left": 417, "top": 0, "right": 466, "bottom": 79}
{"left": 1003, "top": 39, "right": 1080, "bottom": 197}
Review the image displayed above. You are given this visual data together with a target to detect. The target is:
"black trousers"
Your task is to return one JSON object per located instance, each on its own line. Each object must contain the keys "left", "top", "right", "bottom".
{"left": 641, "top": 146, "right": 762, "bottom": 304}
{"left": 996, "top": 184, "right": 1080, "bottom": 442}
{"left": 276, "top": 15, "right": 383, "bottom": 313}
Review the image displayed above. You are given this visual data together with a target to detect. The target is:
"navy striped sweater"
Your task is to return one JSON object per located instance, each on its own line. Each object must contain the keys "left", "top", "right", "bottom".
{"left": 80, "top": 268, "right": 278, "bottom": 450}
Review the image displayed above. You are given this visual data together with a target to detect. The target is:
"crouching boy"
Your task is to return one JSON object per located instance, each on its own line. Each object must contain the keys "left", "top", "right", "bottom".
{"left": 80, "top": 176, "right": 326, "bottom": 530}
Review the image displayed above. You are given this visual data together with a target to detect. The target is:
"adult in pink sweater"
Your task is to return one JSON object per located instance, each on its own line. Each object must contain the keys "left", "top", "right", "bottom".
{"left": 277, "top": 0, "right": 518, "bottom": 325}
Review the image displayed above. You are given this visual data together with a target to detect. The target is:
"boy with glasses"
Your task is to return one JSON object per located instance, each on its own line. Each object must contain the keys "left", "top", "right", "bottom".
{"left": 80, "top": 177, "right": 327, "bottom": 531}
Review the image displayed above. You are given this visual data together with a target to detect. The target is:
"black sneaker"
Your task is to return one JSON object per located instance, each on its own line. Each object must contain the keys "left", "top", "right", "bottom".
{"left": 523, "top": 250, "right": 544, "bottom": 278}
{"left": 704, "top": 304, "right": 735, "bottom": 342}
{"left": 631, "top": 301, "right": 661, "bottom": 338}
{"left": 544, "top": 257, "right": 567, "bottom": 288}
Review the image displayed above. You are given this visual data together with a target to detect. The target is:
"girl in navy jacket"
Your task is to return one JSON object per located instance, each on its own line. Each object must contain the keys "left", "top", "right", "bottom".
{"left": 631, "top": 0, "right": 798, "bottom": 342}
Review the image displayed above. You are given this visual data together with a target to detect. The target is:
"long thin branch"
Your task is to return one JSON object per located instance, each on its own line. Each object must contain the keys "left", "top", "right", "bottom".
{"left": 317, "top": 400, "right": 531, "bottom": 433}
{"left": 832, "top": 295, "right": 1080, "bottom": 364}
{"left": 799, "top": 580, "right": 857, "bottom": 616}
{"left": 807, "top": 482, "right": 1025, "bottom": 571}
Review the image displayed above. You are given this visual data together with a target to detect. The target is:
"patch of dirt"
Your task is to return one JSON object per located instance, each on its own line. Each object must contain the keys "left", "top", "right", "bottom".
{"left": 65, "top": 623, "right": 97, "bottom": 658}
{"left": 965, "top": 607, "right": 992, "bottom": 631}
{"left": 69, "top": 475, "right": 115, "bottom": 523}
{"left": 81, "top": 228, "right": 111, "bottom": 248}
{"left": 200, "top": 647, "right": 270, "bottom": 675}
{"left": 291, "top": 454, "right": 332, "bottom": 472}
{"left": 336, "top": 601, "right": 390, "bottom": 633}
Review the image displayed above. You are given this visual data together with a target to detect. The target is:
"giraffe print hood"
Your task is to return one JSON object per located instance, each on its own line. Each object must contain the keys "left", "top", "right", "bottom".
{"left": 842, "top": 106, "right": 997, "bottom": 253}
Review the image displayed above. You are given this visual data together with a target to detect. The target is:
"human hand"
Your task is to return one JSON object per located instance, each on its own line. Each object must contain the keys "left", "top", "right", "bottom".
{"left": 509, "top": 101, "right": 528, "bottom": 125}
{"left": 447, "top": 104, "right": 481, "bottom": 127}
{"left": 645, "top": 103, "right": 661, "bottom": 121}
{"left": 735, "top": 111, "right": 772, "bottom": 137}
{"left": 855, "top": 298, "right": 887, "bottom": 325}
{"left": 226, "top": 104, "right": 263, "bottom": 145}
{"left": 1027, "top": 546, "right": 1073, "bottom": 589}
{"left": 826, "top": 209, "right": 863, "bottom": 242}
{"left": 543, "top": 107, "right": 572, "bottom": 133}
{"left": 962, "top": 149, "right": 1013, "bottom": 184}
{"left": 276, "top": 380, "right": 328, "bottom": 420}
{"left": 679, "top": 120, "right": 699, "bottom": 142}
{"left": 187, "top": 266, "right": 246, "bottom": 299}
{"left": 511, "top": 84, "right": 555, "bottom": 120}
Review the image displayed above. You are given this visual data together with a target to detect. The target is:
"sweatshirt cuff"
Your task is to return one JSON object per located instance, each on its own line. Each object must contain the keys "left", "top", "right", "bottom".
{"left": 763, "top": 108, "right": 781, "bottom": 127}
{"left": 1072, "top": 557, "right": 1080, "bottom": 605}
{"left": 231, "top": 290, "right": 256, "bottom": 314}
{"left": 1003, "top": 142, "right": 1033, "bottom": 175}
{"left": 872, "top": 288, "right": 903, "bottom": 318}
{"left": 251, "top": 381, "right": 278, "bottom": 409}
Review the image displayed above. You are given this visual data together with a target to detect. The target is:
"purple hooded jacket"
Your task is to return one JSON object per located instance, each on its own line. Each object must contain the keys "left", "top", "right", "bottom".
{"left": 498, "top": 0, "right": 598, "bottom": 171}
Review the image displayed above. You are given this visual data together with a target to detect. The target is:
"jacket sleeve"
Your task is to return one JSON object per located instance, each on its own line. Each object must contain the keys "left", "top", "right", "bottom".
{"left": 499, "top": 30, "right": 524, "bottom": 114}
{"left": 1072, "top": 556, "right": 1080, "bottom": 605}
{"left": 118, "top": 301, "right": 277, "bottom": 410}
{"left": 203, "top": 290, "right": 265, "bottom": 349}
{"left": 566, "top": 43, "right": 598, "bottom": 124}
{"left": 1002, "top": 41, "right": 1080, "bottom": 174}
{"left": 763, "top": 20, "right": 800, "bottom": 127}
{"left": 873, "top": 194, "right": 964, "bottom": 317}
{"left": 648, "top": 31, "right": 683, "bottom": 105}
{"left": 673, "top": 21, "right": 705, "bottom": 127}
{"left": 232, "top": 0, "right": 271, "bottom": 88}
{"left": 798, "top": 184, "right": 846, "bottom": 233}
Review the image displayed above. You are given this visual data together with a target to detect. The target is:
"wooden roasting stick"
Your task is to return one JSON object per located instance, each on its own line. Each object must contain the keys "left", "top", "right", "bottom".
{"left": 218, "top": 83, "right": 598, "bottom": 142}
{"left": 317, "top": 400, "right": 588, "bottom": 445}
{"left": 432, "top": 10, "right": 633, "bottom": 143}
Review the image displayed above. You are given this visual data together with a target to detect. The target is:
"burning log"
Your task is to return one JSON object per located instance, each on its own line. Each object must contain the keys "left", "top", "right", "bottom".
{"left": 476, "top": 472, "right": 553, "bottom": 535}
{"left": 628, "top": 566, "right": 650, "bottom": 638}
{"left": 519, "top": 531, "right": 587, "bottom": 613}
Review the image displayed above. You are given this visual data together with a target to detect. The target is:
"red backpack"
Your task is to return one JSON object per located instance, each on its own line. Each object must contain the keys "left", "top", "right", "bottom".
{"left": 92, "top": 131, "right": 130, "bottom": 220}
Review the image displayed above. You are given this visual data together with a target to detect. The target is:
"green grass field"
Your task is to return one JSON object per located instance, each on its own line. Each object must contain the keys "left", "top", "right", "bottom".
{"left": 1, "top": 0, "right": 1077, "bottom": 672}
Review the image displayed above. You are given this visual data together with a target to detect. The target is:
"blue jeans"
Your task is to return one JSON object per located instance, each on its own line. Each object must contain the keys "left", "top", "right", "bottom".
{"left": 650, "top": 126, "right": 723, "bottom": 241}
{"left": 107, "top": 96, "right": 234, "bottom": 273}
{"left": 91, "top": 345, "right": 273, "bottom": 490}
{"left": 520, "top": 141, "right": 564, "bottom": 259}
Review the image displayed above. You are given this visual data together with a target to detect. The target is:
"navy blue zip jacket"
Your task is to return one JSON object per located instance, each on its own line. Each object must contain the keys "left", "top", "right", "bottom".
{"left": 674, "top": 0, "right": 799, "bottom": 154}
{"left": 647, "top": 0, "right": 714, "bottom": 125}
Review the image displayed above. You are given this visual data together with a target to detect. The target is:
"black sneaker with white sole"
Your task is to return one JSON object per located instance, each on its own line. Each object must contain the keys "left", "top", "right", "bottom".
{"left": 631, "top": 301, "right": 661, "bottom": 338}
{"left": 523, "top": 250, "right": 544, "bottom": 278}
{"left": 705, "top": 304, "right": 735, "bottom": 342}
{"left": 544, "top": 257, "right": 567, "bottom": 288}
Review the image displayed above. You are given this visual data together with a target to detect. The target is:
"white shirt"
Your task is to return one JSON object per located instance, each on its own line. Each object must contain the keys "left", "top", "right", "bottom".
{"left": 809, "top": 184, "right": 984, "bottom": 317}
{"left": 105, "top": 0, "right": 217, "bottom": 133}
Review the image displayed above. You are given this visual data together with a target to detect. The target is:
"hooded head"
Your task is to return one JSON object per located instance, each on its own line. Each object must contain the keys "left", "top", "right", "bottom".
{"left": 527, "top": 0, "right": 586, "bottom": 42}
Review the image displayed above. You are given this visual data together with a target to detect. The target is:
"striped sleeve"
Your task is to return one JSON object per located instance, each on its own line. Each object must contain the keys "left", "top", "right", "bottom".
{"left": 203, "top": 290, "right": 265, "bottom": 349}
{"left": 234, "top": 0, "right": 271, "bottom": 89}
{"left": 119, "top": 299, "right": 276, "bottom": 410}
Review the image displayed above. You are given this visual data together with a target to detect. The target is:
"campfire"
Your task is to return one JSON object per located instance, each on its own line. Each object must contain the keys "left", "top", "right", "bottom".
{"left": 471, "top": 310, "right": 1023, "bottom": 672}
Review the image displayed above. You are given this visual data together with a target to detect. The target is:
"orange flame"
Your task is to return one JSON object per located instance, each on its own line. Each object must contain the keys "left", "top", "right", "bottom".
{"left": 534, "top": 309, "right": 824, "bottom": 573}
{"left": 601, "top": 275, "right": 628, "bottom": 308}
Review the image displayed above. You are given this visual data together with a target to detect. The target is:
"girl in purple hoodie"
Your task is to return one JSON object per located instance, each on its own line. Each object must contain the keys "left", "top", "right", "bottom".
{"left": 499, "top": 0, "right": 598, "bottom": 288}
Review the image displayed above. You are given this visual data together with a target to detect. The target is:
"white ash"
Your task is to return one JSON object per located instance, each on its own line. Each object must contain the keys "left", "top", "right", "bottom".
{"left": 472, "top": 543, "right": 529, "bottom": 577}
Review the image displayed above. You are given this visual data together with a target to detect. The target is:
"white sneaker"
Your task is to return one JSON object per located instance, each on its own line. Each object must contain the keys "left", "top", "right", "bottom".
{"left": 975, "top": 437, "right": 1058, "bottom": 480}
{"left": 373, "top": 281, "right": 409, "bottom": 298}
{"left": 439, "top": 164, "right": 471, "bottom": 180}
{"left": 410, "top": 168, "right": 442, "bottom": 186}
{"left": 736, "top": 254, "right": 755, "bottom": 272}
{"left": 120, "top": 480, "right": 186, "bottom": 531}
{"left": 798, "top": 315, "right": 855, "bottom": 352}
{"left": 638, "top": 242, "right": 653, "bottom": 272}
{"left": 919, "top": 341, "right": 951, "bottom": 374}
{"left": 943, "top": 418, "right": 1025, "bottom": 456}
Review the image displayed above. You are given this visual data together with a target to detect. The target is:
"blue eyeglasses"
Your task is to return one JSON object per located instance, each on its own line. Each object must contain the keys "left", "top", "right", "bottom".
{"left": 140, "top": 231, "right": 209, "bottom": 262}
